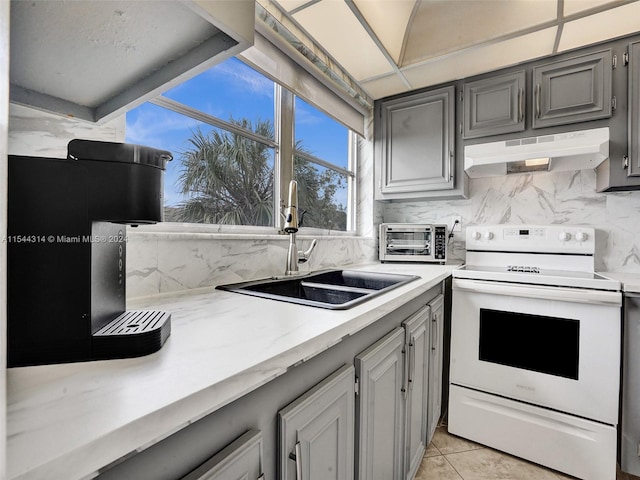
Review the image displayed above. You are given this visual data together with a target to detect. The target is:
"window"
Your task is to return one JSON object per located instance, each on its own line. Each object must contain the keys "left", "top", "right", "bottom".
{"left": 125, "top": 57, "right": 356, "bottom": 232}
{"left": 294, "top": 98, "right": 351, "bottom": 231}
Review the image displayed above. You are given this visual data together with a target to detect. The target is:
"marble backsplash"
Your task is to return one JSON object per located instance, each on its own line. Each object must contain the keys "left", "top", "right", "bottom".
{"left": 380, "top": 169, "right": 640, "bottom": 273}
{"left": 126, "top": 229, "right": 377, "bottom": 298}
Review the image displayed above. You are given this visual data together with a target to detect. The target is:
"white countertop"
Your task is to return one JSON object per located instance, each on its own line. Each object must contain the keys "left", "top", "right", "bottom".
{"left": 6, "top": 263, "right": 457, "bottom": 480}
{"left": 601, "top": 272, "right": 640, "bottom": 294}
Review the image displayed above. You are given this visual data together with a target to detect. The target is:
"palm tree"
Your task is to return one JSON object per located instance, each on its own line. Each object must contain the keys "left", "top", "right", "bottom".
{"left": 175, "top": 118, "right": 274, "bottom": 225}
{"left": 173, "top": 118, "right": 347, "bottom": 230}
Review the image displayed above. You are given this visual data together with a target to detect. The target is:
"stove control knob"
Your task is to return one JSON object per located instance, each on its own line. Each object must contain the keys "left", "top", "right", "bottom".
{"left": 575, "top": 231, "right": 588, "bottom": 242}
{"left": 559, "top": 232, "right": 571, "bottom": 242}
{"left": 471, "top": 231, "right": 481, "bottom": 240}
{"left": 483, "top": 231, "right": 494, "bottom": 240}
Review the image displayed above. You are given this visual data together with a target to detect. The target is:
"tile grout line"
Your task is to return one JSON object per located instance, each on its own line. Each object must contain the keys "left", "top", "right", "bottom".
{"left": 442, "top": 453, "right": 466, "bottom": 480}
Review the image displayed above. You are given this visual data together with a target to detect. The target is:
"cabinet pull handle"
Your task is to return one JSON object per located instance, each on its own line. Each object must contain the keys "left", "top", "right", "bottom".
{"left": 535, "top": 83, "right": 541, "bottom": 118}
{"left": 258, "top": 475, "right": 265, "bottom": 480}
{"left": 289, "top": 441, "right": 303, "bottom": 480}
{"left": 408, "top": 341, "right": 415, "bottom": 390}
{"left": 518, "top": 88, "right": 524, "bottom": 122}
{"left": 432, "top": 316, "right": 438, "bottom": 352}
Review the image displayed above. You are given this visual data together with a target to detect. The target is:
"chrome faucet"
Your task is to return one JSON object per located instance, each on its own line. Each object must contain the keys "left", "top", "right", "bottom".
{"left": 283, "top": 180, "right": 317, "bottom": 275}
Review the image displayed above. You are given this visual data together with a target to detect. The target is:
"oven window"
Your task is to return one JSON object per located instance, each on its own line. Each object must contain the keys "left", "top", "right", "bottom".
{"left": 479, "top": 309, "right": 579, "bottom": 380}
{"left": 385, "top": 230, "right": 432, "bottom": 256}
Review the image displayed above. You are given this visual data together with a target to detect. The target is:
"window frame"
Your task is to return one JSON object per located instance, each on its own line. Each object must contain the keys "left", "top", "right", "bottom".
{"left": 136, "top": 59, "right": 357, "bottom": 235}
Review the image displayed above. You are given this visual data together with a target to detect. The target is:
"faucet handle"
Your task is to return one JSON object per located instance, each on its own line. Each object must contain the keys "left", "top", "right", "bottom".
{"left": 298, "top": 239, "right": 317, "bottom": 264}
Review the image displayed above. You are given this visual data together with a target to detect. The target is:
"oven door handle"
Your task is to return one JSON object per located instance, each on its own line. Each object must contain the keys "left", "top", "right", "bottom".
{"left": 452, "top": 278, "right": 621, "bottom": 305}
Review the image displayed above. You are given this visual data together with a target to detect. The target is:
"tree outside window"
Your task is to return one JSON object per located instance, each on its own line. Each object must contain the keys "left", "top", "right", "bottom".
{"left": 126, "top": 57, "right": 355, "bottom": 231}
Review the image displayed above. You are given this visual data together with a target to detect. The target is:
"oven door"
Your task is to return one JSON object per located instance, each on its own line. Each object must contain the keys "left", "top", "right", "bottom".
{"left": 450, "top": 278, "right": 622, "bottom": 424}
{"left": 382, "top": 227, "right": 433, "bottom": 261}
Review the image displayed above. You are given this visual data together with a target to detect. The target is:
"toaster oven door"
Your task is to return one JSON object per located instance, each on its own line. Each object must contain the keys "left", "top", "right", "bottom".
{"left": 383, "top": 228, "right": 433, "bottom": 259}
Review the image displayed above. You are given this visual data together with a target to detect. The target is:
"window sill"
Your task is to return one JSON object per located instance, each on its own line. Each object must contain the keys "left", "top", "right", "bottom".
{"left": 127, "top": 222, "right": 360, "bottom": 240}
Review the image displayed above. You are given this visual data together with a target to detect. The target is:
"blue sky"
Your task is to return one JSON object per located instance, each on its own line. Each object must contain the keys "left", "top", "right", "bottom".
{"left": 125, "top": 57, "right": 349, "bottom": 207}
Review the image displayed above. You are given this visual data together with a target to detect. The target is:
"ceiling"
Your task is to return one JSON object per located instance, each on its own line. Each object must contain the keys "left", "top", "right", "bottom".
{"left": 270, "top": 0, "right": 640, "bottom": 100}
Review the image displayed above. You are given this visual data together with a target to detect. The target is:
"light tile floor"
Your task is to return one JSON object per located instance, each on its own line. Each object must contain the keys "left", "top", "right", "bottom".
{"left": 416, "top": 426, "right": 640, "bottom": 480}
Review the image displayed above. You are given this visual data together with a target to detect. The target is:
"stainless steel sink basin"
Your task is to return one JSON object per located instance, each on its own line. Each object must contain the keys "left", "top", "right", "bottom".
{"left": 216, "top": 270, "right": 419, "bottom": 310}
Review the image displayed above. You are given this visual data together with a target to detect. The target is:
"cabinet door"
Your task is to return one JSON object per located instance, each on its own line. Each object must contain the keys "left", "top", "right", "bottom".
{"left": 378, "top": 86, "right": 455, "bottom": 197}
{"left": 355, "top": 327, "right": 406, "bottom": 480}
{"left": 278, "top": 364, "right": 355, "bottom": 480}
{"left": 621, "top": 294, "right": 640, "bottom": 475}
{"left": 532, "top": 49, "right": 612, "bottom": 129}
{"left": 427, "top": 295, "right": 445, "bottom": 444}
{"left": 403, "top": 306, "right": 431, "bottom": 480}
{"left": 629, "top": 42, "right": 640, "bottom": 177}
{"left": 463, "top": 71, "right": 525, "bottom": 139}
{"left": 181, "top": 430, "right": 264, "bottom": 480}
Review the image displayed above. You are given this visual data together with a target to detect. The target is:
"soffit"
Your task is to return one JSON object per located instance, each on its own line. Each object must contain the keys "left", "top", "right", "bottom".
{"left": 9, "top": 0, "right": 254, "bottom": 123}
{"left": 270, "top": 0, "right": 640, "bottom": 100}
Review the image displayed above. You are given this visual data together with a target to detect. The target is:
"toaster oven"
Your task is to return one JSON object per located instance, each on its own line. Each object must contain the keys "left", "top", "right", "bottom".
{"left": 379, "top": 223, "right": 447, "bottom": 263}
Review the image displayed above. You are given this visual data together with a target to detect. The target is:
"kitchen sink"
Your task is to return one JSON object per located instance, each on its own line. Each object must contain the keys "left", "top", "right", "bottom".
{"left": 216, "top": 269, "right": 420, "bottom": 310}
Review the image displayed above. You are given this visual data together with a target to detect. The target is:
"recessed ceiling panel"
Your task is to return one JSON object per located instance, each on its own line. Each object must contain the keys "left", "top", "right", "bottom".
{"left": 558, "top": 2, "right": 640, "bottom": 51}
{"left": 353, "top": 0, "right": 417, "bottom": 63}
{"left": 292, "top": 0, "right": 394, "bottom": 80}
{"left": 563, "top": 0, "right": 622, "bottom": 16}
{"left": 403, "top": 0, "right": 558, "bottom": 66}
{"left": 402, "top": 27, "right": 558, "bottom": 95}
{"left": 273, "top": 0, "right": 313, "bottom": 12}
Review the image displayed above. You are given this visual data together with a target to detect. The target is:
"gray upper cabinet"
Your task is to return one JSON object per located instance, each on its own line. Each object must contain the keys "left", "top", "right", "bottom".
{"left": 181, "top": 430, "right": 264, "bottom": 480}
{"left": 628, "top": 41, "right": 640, "bottom": 176}
{"left": 278, "top": 364, "right": 355, "bottom": 480}
{"left": 355, "top": 327, "right": 406, "bottom": 480}
{"left": 532, "top": 49, "right": 612, "bottom": 129}
{"left": 376, "top": 86, "right": 455, "bottom": 200}
{"left": 427, "top": 295, "right": 445, "bottom": 444}
{"left": 463, "top": 71, "right": 525, "bottom": 139}
{"left": 403, "top": 306, "right": 431, "bottom": 480}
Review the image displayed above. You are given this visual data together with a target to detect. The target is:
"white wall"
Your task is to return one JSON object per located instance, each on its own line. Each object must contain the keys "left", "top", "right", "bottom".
{"left": 7, "top": 104, "right": 125, "bottom": 156}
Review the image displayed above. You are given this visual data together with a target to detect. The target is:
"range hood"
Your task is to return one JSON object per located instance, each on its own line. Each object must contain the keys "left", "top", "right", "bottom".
{"left": 464, "top": 127, "right": 610, "bottom": 178}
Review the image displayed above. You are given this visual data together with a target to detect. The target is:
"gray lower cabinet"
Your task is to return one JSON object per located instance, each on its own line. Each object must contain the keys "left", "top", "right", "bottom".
{"left": 355, "top": 304, "right": 434, "bottom": 480}
{"left": 403, "top": 306, "right": 431, "bottom": 480}
{"left": 532, "top": 49, "right": 612, "bottom": 129}
{"left": 355, "top": 327, "right": 406, "bottom": 480}
{"left": 427, "top": 295, "right": 445, "bottom": 443}
{"left": 463, "top": 71, "right": 525, "bottom": 139}
{"left": 95, "top": 285, "right": 446, "bottom": 480}
{"left": 375, "top": 86, "right": 455, "bottom": 200}
{"left": 628, "top": 41, "right": 640, "bottom": 177}
{"left": 181, "top": 430, "right": 264, "bottom": 480}
{"left": 621, "top": 293, "right": 640, "bottom": 476}
{"left": 278, "top": 364, "right": 355, "bottom": 480}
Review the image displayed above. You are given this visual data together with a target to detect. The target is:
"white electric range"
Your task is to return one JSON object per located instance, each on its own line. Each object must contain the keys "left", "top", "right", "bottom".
{"left": 449, "top": 224, "right": 622, "bottom": 480}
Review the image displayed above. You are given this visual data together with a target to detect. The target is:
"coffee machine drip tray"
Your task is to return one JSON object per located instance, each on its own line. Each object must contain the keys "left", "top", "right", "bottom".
{"left": 92, "top": 310, "right": 171, "bottom": 360}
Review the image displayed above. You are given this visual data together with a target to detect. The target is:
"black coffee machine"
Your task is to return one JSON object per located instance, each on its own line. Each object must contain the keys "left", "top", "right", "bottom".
{"left": 7, "top": 139, "right": 173, "bottom": 367}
